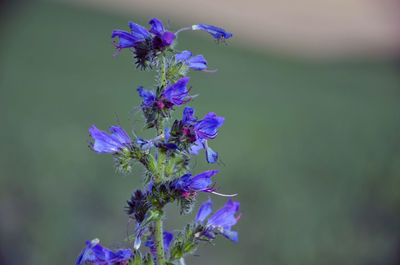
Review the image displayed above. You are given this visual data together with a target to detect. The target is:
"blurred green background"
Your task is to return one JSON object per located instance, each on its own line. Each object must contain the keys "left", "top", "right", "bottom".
{"left": 1, "top": 1, "right": 400, "bottom": 265}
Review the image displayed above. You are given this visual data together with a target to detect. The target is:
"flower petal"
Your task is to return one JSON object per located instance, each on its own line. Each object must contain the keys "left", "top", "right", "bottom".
{"left": 196, "top": 200, "right": 213, "bottom": 223}
{"left": 221, "top": 229, "right": 239, "bottom": 243}
{"left": 189, "top": 170, "right": 219, "bottom": 191}
{"left": 76, "top": 239, "right": 132, "bottom": 265}
{"left": 194, "top": 112, "right": 225, "bottom": 140}
{"left": 111, "top": 30, "right": 138, "bottom": 48}
{"left": 189, "top": 139, "right": 204, "bottom": 155}
{"left": 192, "top": 24, "right": 233, "bottom": 40}
{"left": 175, "top": 51, "right": 192, "bottom": 62}
{"left": 187, "top": 55, "right": 207, "bottom": 70}
{"left": 162, "top": 31, "right": 176, "bottom": 46}
{"left": 163, "top": 77, "right": 190, "bottom": 106}
{"left": 137, "top": 86, "right": 155, "bottom": 106}
{"left": 129, "top": 21, "right": 151, "bottom": 41}
{"left": 89, "top": 125, "right": 129, "bottom": 153}
{"left": 182, "top": 107, "right": 197, "bottom": 125}
{"left": 149, "top": 17, "right": 165, "bottom": 35}
{"left": 205, "top": 145, "right": 218, "bottom": 164}
{"left": 109, "top": 126, "right": 132, "bottom": 145}
{"left": 163, "top": 230, "right": 174, "bottom": 253}
{"left": 207, "top": 199, "right": 240, "bottom": 229}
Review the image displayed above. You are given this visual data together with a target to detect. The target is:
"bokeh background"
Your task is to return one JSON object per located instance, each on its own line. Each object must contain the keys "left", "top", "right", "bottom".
{"left": 1, "top": 0, "right": 400, "bottom": 264}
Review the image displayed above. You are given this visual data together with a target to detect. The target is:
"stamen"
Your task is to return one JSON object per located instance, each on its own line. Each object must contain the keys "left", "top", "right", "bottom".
{"left": 211, "top": 191, "right": 238, "bottom": 197}
{"left": 175, "top": 27, "right": 192, "bottom": 35}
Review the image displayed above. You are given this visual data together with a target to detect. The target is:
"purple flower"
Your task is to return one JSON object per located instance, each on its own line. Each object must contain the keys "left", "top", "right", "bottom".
{"left": 163, "top": 77, "right": 191, "bottom": 106}
{"left": 192, "top": 24, "right": 233, "bottom": 40}
{"left": 133, "top": 224, "right": 147, "bottom": 250}
{"left": 196, "top": 200, "right": 213, "bottom": 223}
{"left": 89, "top": 125, "right": 132, "bottom": 154}
{"left": 189, "top": 139, "right": 219, "bottom": 163}
{"left": 182, "top": 107, "right": 197, "bottom": 125}
{"left": 196, "top": 199, "right": 241, "bottom": 243}
{"left": 76, "top": 238, "right": 133, "bottom": 265}
{"left": 183, "top": 112, "right": 224, "bottom": 163}
{"left": 175, "top": 51, "right": 207, "bottom": 71}
{"left": 173, "top": 170, "right": 219, "bottom": 197}
{"left": 111, "top": 22, "right": 151, "bottom": 55}
{"left": 155, "top": 128, "right": 179, "bottom": 150}
{"left": 137, "top": 86, "right": 155, "bottom": 106}
{"left": 136, "top": 128, "right": 177, "bottom": 151}
{"left": 145, "top": 230, "right": 174, "bottom": 257}
{"left": 136, "top": 137, "right": 154, "bottom": 150}
{"left": 194, "top": 112, "right": 225, "bottom": 140}
{"left": 149, "top": 18, "right": 176, "bottom": 50}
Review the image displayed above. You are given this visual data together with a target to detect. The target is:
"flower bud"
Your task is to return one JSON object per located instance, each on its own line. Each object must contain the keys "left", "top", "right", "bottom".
{"left": 171, "top": 242, "right": 184, "bottom": 259}
{"left": 147, "top": 154, "right": 157, "bottom": 173}
{"left": 185, "top": 224, "right": 194, "bottom": 239}
{"left": 183, "top": 242, "right": 196, "bottom": 253}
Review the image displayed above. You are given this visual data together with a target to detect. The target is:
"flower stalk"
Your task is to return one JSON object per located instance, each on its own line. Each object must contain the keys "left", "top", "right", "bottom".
{"left": 77, "top": 17, "right": 241, "bottom": 265}
{"left": 154, "top": 218, "right": 166, "bottom": 265}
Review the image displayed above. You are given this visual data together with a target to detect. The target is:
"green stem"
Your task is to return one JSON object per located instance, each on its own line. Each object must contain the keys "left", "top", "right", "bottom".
{"left": 154, "top": 218, "right": 166, "bottom": 265}
{"left": 154, "top": 54, "right": 168, "bottom": 265}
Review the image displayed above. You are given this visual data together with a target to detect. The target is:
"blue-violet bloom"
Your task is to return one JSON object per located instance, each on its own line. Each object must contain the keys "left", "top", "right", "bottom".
{"left": 89, "top": 125, "right": 132, "bottom": 154}
{"left": 137, "top": 86, "right": 156, "bottom": 106}
{"left": 175, "top": 50, "right": 207, "bottom": 71}
{"left": 189, "top": 139, "right": 219, "bottom": 164}
{"left": 194, "top": 112, "right": 225, "bottom": 140}
{"left": 182, "top": 107, "right": 197, "bottom": 125}
{"left": 192, "top": 24, "right": 233, "bottom": 40}
{"left": 149, "top": 18, "right": 176, "bottom": 50}
{"left": 162, "top": 77, "right": 191, "bottom": 106}
{"left": 76, "top": 238, "right": 133, "bottom": 265}
{"left": 173, "top": 170, "right": 219, "bottom": 197}
{"left": 111, "top": 22, "right": 151, "bottom": 55}
{"left": 196, "top": 199, "right": 241, "bottom": 243}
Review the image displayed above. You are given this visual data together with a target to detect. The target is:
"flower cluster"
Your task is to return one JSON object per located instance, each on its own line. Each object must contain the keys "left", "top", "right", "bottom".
{"left": 78, "top": 17, "right": 240, "bottom": 265}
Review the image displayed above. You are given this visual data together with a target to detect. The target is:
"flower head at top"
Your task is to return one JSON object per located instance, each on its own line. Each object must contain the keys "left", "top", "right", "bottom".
{"left": 192, "top": 24, "right": 233, "bottom": 40}
{"left": 76, "top": 238, "right": 133, "bottom": 265}
{"left": 173, "top": 170, "right": 219, "bottom": 197}
{"left": 89, "top": 125, "right": 132, "bottom": 154}
{"left": 175, "top": 51, "right": 207, "bottom": 71}
{"left": 195, "top": 199, "right": 241, "bottom": 243}
{"left": 111, "top": 18, "right": 175, "bottom": 70}
{"left": 145, "top": 230, "right": 174, "bottom": 258}
{"left": 162, "top": 77, "right": 191, "bottom": 106}
{"left": 111, "top": 22, "right": 151, "bottom": 55}
{"left": 149, "top": 18, "right": 176, "bottom": 50}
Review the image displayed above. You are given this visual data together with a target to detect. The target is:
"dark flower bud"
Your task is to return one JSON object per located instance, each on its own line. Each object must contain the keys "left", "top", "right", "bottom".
{"left": 143, "top": 253, "right": 154, "bottom": 265}
{"left": 125, "top": 189, "right": 150, "bottom": 223}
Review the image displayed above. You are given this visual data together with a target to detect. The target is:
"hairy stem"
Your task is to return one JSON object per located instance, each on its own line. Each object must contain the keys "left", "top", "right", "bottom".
{"left": 154, "top": 54, "right": 168, "bottom": 265}
{"left": 154, "top": 218, "right": 166, "bottom": 265}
